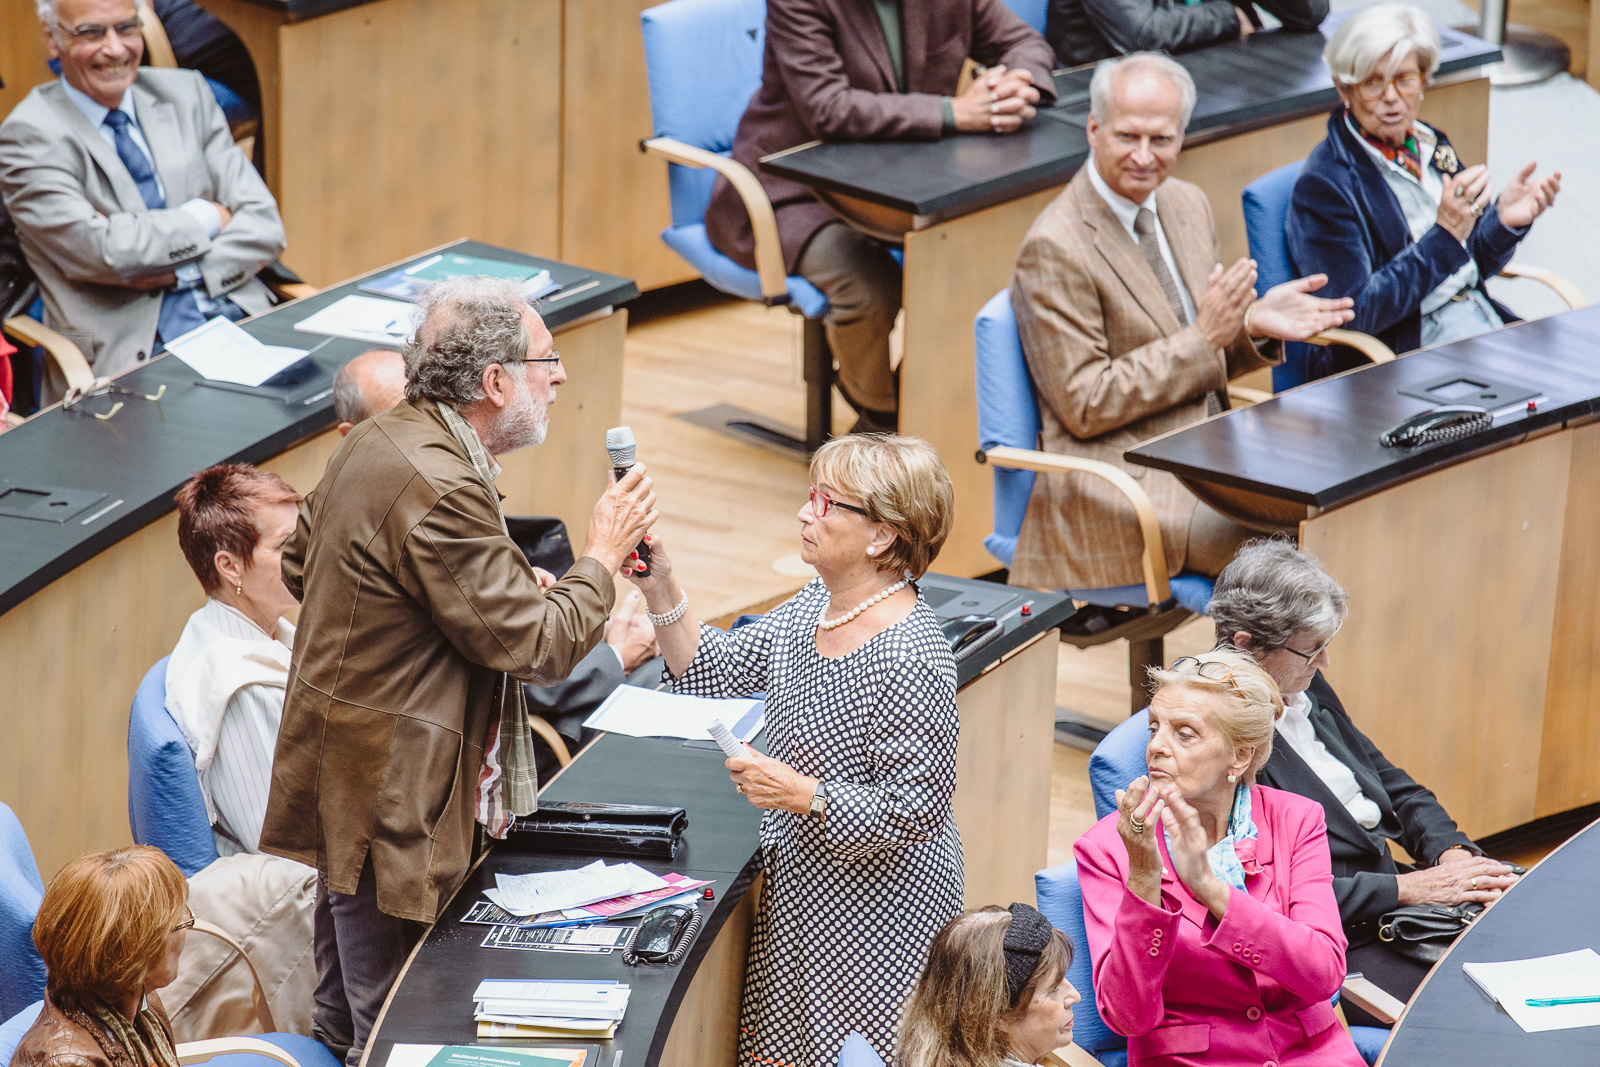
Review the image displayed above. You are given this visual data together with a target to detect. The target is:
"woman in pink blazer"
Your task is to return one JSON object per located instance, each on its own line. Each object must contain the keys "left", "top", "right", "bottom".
{"left": 1074, "top": 649, "right": 1365, "bottom": 1066}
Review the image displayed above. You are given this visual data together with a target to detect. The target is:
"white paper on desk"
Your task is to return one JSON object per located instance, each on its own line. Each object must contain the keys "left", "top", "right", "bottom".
{"left": 292, "top": 294, "right": 417, "bottom": 346}
{"left": 484, "top": 860, "right": 668, "bottom": 917}
{"left": 1463, "top": 948, "right": 1600, "bottom": 1032}
{"left": 582, "top": 686, "right": 765, "bottom": 743}
{"left": 162, "top": 317, "right": 308, "bottom": 386}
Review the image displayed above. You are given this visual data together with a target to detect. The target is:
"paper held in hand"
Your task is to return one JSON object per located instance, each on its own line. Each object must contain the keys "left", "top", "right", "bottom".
{"left": 582, "top": 687, "right": 765, "bottom": 744}
{"left": 1463, "top": 948, "right": 1600, "bottom": 1032}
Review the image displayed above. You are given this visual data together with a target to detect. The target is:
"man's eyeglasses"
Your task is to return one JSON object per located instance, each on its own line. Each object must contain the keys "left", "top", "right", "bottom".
{"left": 56, "top": 17, "right": 143, "bottom": 43}
{"left": 1277, "top": 623, "right": 1341, "bottom": 665}
{"left": 1353, "top": 72, "right": 1424, "bottom": 101}
{"left": 171, "top": 908, "right": 195, "bottom": 934}
{"left": 525, "top": 350, "right": 562, "bottom": 365}
{"left": 62, "top": 379, "right": 166, "bottom": 421}
{"left": 808, "top": 487, "right": 869, "bottom": 520}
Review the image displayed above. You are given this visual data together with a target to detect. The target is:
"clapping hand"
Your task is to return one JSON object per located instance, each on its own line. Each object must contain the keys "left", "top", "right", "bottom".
{"left": 1497, "top": 161, "right": 1560, "bottom": 230}
{"left": 1437, "top": 164, "right": 1491, "bottom": 242}
{"left": 1156, "top": 787, "right": 1232, "bottom": 918}
{"left": 1247, "top": 274, "right": 1355, "bottom": 341}
{"left": 1115, "top": 776, "right": 1166, "bottom": 906}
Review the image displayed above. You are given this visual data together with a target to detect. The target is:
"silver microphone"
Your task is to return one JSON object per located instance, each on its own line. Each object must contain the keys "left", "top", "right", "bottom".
{"left": 604, "top": 426, "right": 650, "bottom": 567}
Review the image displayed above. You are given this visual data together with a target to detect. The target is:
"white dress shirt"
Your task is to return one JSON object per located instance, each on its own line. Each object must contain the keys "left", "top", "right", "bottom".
{"left": 1085, "top": 155, "right": 1199, "bottom": 324}
{"left": 1276, "top": 690, "right": 1384, "bottom": 830}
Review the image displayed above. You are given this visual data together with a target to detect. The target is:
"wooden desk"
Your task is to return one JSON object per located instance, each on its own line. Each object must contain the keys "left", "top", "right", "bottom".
{"left": 1125, "top": 304, "right": 1600, "bottom": 839}
{"left": 1378, "top": 817, "right": 1600, "bottom": 1066}
{"left": 761, "top": 27, "right": 1499, "bottom": 576}
{"left": 0, "top": 241, "right": 636, "bottom": 880}
{"left": 366, "top": 582, "right": 1069, "bottom": 1067}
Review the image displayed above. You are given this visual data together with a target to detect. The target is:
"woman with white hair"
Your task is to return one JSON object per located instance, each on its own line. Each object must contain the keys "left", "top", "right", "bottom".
{"left": 1075, "top": 649, "right": 1365, "bottom": 1066}
{"left": 1212, "top": 539, "right": 1519, "bottom": 1026}
{"left": 1285, "top": 3, "right": 1560, "bottom": 377}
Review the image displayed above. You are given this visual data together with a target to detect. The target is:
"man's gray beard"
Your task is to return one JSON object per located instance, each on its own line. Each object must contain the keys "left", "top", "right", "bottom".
{"left": 483, "top": 388, "right": 548, "bottom": 455}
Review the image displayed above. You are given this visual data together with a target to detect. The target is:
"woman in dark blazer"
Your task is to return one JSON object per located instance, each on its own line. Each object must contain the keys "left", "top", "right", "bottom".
{"left": 1211, "top": 539, "right": 1521, "bottom": 1027}
{"left": 1285, "top": 4, "right": 1558, "bottom": 379}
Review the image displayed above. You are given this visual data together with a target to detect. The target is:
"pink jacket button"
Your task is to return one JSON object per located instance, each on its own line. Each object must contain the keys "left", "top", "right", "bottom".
{"left": 1246, "top": 1006, "right": 1263, "bottom": 1021}
{"left": 1149, "top": 946, "right": 1160, "bottom": 956}
{"left": 1252, "top": 953, "right": 1263, "bottom": 964}
{"left": 1233, "top": 942, "right": 1243, "bottom": 953}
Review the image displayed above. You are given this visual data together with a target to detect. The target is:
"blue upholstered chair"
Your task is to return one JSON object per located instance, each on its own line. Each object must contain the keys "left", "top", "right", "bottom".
{"left": 128, "top": 656, "right": 221, "bottom": 877}
{"left": 0, "top": 804, "right": 45, "bottom": 1021}
{"left": 974, "top": 289, "right": 1213, "bottom": 713}
{"left": 0, "top": 804, "right": 335, "bottom": 1067}
{"left": 640, "top": 0, "right": 834, "bottom": 457}
{"left": 837, "top": 1031, "right": 885, "bottom": 1067}
{"left": 1036, "top": 860, "right": 1127, "bottom": 1067}
{"left": 1002, "top": 0, "right": 1049, "bottom": 32}
{"left": 1240, "top": 163, "right": 1395, "bottom": 392}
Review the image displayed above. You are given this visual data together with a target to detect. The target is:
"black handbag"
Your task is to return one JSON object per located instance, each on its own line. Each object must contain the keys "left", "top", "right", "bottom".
{"left": 1377, "top": 902, "right": 1484, "bottom": 964}
{"left": 504, "top": 801, "right": 687, "bottom": 860}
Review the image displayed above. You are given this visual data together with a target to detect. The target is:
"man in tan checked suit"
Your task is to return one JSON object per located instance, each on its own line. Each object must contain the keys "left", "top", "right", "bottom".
{"left": 1009, "top": 52, "right": 1353, "bottom": 593}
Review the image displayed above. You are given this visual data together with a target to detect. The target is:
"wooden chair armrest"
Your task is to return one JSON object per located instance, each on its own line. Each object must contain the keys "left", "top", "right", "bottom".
{"left": 189, "top": 918, "right": 277, "bottom": 1033}
{"left": 642, "top": 137, "right": 787, "bottom": 304}
{"left": 1309, "top": 328, "right": 1395, "bottom": 365}
{"left": 1042, "top": 1043, "right": 1108, "bottom": 1067}
{"left": 177, "top": 1038, "right": 301, "bottom": 1067}
{"left": 273, "top": 282, "right": 319, "bottom": 302}
{"left": 529, "top": 715, "right": 573, "bottom": 768}
{"left": 136, "top": 0, "right": 179, "bottom": 68}
{"left": 5, "top": 412, "right": 22, "bottom": 429}
{"left": 1226, "top": 385, "right": 1273, "bottom": 406}
{"left": 1341, "top": 973, "right": 1404, "bottom": 1026}
{"left": 981, "top": 445, "right": 1172, "bottom": 606}
{"left": 1500, "top": 264, "right": 1588, "bottom": 310}
{"left": 3, "top": 315, "right": 97, "bottom": 394}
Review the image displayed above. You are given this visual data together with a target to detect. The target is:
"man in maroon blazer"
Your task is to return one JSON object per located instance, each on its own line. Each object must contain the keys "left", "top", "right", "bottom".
{"left": 705, "top": 0, "right": 1057, "bottom": 432}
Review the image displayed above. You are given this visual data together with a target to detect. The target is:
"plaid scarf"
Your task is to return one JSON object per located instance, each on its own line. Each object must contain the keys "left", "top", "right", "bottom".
{"left": 1354, "top": 122, "right": 1423, "bottom": 181}
{"left": 437, "top": 401, "right": 539, "bottom": 836}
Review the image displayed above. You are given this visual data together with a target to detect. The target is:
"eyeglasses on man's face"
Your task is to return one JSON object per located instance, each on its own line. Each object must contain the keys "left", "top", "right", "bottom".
{"left": 56, "top": 17, "right": 143, "bottom": 44}
{"left": 808, "top": 487, "right": 869, "bottom": 520}
{"left": 1354, "top": 71, "right": 1423, "bottom": 101}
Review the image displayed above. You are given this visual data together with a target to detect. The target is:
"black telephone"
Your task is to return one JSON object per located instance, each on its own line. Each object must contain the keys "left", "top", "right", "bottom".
{"left": 940, "top": 614, "right": 1004, "bottom": 662}
{"left": 1379, "top": 405, "right": 1493, "bottom": 448}
{"left": 622, "top": 903, "right": 702, "bottom": 966}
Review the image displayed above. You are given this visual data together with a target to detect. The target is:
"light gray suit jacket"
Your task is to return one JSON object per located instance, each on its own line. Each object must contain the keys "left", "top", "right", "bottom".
{"left": 0, "top": 68, "right": 285, "bottom": 391}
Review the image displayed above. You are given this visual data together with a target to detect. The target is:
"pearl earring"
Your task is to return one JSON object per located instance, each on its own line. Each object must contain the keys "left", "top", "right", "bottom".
{"left": 236, "top": 583, "right": 243, "bottom": 595}
{"left": 866, "top": 547, "right": 876, "bottom": 556}
{"left": 1227, "top": 773, "right": 1237, "bottom": 784}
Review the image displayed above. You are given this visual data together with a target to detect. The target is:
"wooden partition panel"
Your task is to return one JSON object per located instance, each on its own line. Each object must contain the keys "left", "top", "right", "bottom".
{"left": 561, "top": 0, "right": 696, "bottom": 292}
{"left": 952, "top": 632, "right": 1058, "bottom": 908}
{"left": 0, "top": 0, "right": 52, "bottom": 121}
{"left": 1302, "top": 430, "right": 1572, "bottom": 839}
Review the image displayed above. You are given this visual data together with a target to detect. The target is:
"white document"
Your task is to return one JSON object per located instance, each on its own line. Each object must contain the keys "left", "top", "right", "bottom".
{"left": 582, "top": 686, "right": 765, "bottom": 743}
{"left": 293, "top": 294, "right": 417, "bottom": 346}
{"left": 484, "top": 860, "right": 668, "bottom": 917}
{"left": 1463, "top": 948, "right": 1600, "bottom": 1032}
{"left": 163, "top": 317, "right": 308, "bottom": 386}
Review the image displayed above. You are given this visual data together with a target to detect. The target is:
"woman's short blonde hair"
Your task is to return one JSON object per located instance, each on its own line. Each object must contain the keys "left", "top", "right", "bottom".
{"left": 1147, "top": 648, "right": 1284, "bottom": 780}
{"left": 810, "top": 434, "right": 954, "bottom": 578}
{"left": 34, "top": 846, "right": 188, "bottom": 1012}
{"left": 899, "top": 907, "right": 1074, "bottom": 1067}
{"left": 1323, "top": 3, "right": 1442, "bottom": 85}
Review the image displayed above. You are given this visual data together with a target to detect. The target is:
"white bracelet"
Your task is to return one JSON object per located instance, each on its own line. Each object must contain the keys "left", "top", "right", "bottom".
{"left": 646, "top": 592, "right": 689, "bottom": 627}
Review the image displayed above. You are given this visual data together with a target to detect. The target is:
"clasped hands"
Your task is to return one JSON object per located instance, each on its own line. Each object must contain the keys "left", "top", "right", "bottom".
{"left": 1196, "top": 258, "right": 1355, "bottom": 350}
{"left": 952, "top": 65, "right": 1040, "bottom": 134}
{"left": 1116, "top": 775, "right": 1232, "bottom": 918}
{"left": 1395, "top": 847, "right": 1518, "bottom": 907}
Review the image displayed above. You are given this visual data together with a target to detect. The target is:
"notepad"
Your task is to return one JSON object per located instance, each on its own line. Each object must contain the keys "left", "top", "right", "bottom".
{"left": 1463, "top": 948, "right": 1600, "bottom": 1032}
{"left": 163, "top": 317, "right": 308, "bottom": 386}
{"left": 582, "top": 687, "right": 765, "bottom": 743}
{"left": 293, "top": 295, "right": 417, "bottom": 346}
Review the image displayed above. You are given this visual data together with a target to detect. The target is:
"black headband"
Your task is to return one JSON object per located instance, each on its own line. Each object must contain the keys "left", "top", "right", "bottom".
{"left": 1002, "top": 902, "right": 1053, "bottom": 1006}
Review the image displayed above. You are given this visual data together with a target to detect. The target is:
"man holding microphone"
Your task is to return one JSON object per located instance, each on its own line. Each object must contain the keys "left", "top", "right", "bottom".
{"left": 261, "top": 277, "right": 657, "bottom": 1066}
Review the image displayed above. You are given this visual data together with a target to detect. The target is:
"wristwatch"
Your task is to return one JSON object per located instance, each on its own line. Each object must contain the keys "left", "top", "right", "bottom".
{"left": 809, "top": 781, "right": 829, "bottom": 821}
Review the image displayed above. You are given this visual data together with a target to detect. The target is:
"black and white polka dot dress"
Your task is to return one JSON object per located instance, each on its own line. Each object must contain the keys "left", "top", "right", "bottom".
{"left": 675, "top": 579, "right": 963, "bottom": 1067}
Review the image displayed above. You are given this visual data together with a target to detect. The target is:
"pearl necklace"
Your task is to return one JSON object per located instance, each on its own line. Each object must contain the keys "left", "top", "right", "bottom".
{"left": 816, "top": 578, "right": 909, "bottom": 631}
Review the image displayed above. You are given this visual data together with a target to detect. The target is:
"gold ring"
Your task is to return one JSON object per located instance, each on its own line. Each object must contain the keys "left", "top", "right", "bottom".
{"left": 736, "top": 785, "right": 745, "bottom": 795}
{"left": 1471, "top": 203, "right": 1485, "bottom": 218}
{"left": 1456, "top": 186, "right": 1470, "bottom": 199}
{"left": 1129, "top": 817, "right": 1145, "bottom": 834}
{"left": 1470, "top": 877, "right": 1478, "bottom": 890}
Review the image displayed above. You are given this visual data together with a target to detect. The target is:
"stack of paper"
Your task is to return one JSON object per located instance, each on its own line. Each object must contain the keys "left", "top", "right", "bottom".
{"left": 484, "top": 860, "right": 668, "bottom": 917}
{"left": 1463, "top": 948, "right": 1600, "bottom": 1032}
{"left": 164, "top": 317, "right": 308, "bottom": 386}
{"left": 582, "top": 687, "right": 766, "bottom": 743}
{"left": 464, "top": 872, "right": 711, "bottom": 931}
{"left": 473, "top": 979, "right": 630, "bottom": 1040}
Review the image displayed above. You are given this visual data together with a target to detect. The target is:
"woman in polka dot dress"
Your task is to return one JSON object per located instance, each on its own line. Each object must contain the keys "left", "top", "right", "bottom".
{"left": 626, "top": 434, "right": 963, "bottom": 1067}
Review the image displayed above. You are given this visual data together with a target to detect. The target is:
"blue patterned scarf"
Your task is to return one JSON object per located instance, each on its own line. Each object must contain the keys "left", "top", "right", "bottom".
{"left": 1165, "top": 783, "right": 1259, "bottom": 890}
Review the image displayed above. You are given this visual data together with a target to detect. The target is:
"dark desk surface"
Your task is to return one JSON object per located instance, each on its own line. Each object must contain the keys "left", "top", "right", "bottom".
{"left": 366, "top": 576, "right": 1069, "bottom": 1067}
{"left": 760, "top": 25, "right": 1498, "bottom": 220}
{"left": 1125, "top": 304, "right": 1600, "bottom": 510}
{"left": 196, "top": 0, "right": 376, "bottom": 22}
{"left": 0, "top": 240, "right": 637, "bottom": 617}
{"left": 1381, "top": 818, "right": 1600, "bottom": 1065}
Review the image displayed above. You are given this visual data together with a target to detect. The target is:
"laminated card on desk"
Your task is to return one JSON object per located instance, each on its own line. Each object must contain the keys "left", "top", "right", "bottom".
{"left": 293, "top": 294, "right": 417, "bottom": 346}
{"left": 1463, "top": 948, "right": 1600, "bottom": 1032}
{"left": 361, "top": 252, "right": 562, "bottom": 303}
{"left": 582, "top": 687, "right": 765, "bottom": 743}
{"left": 163, "top": 316, "right": 309, "bottom": 387}
{"left": 384, "top": 1045, "right": 594, "bottom": 1067}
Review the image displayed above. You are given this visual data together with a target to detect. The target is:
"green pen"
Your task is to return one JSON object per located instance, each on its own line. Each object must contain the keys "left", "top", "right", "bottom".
{"left": 1525, "top": 996, "right": 1600, "bottom": 1007}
